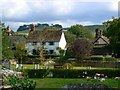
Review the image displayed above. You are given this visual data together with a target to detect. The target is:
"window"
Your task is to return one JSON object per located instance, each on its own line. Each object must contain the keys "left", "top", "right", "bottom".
{"left": 32, "top": 42, "right": 37, "bottom": 46}
{"left": 42, "top": 42, "right": 46, "bottom": 46}
{"left": 32, "top": 49, "right": 38, "bottom": 55}
{"left": 49, "top": 42, "right": 54, "bottom": 45}
{"left": 49, "top": 50, "right": 54, "bottom": 54}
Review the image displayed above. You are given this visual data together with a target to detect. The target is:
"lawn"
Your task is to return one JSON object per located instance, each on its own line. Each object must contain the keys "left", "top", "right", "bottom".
{"left": 31, "top": 78, "right": 120, "bottom": 89}
{"left": 10, "top": 64, "right": 118, "bottom": 70}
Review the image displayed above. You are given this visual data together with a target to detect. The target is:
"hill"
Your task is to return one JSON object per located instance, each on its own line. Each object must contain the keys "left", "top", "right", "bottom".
{"left": 17, "top": 24, "right": 104, "bottom": 34}
{"left": 85, "top": 25, "right": 104, "bottom": 32}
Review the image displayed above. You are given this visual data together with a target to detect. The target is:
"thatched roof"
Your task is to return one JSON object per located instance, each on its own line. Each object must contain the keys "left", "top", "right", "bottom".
{"left": 26, "top": 30, "right": 62, "bottom": 43}
{"left": 8, "top": 35, "right": 26, "bottom": 43}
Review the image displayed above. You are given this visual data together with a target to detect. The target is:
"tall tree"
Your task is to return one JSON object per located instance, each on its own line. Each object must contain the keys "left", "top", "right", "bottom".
{"left": 2, "top": 30, "right": 14, "bottom": 59}
{"left": 103, "top": 17, "right": 120, "bottom": 57}
{"left": 68, "top": 24, "right": 92, "bottom": 39}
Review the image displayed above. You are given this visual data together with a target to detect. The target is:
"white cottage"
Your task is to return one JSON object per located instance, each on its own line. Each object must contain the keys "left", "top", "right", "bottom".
{"left": 26, "top": 25, "right": 67, "bottom": 55}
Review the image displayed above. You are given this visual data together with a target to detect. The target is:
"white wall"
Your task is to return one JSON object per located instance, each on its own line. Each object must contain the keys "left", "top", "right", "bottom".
{"left": 26, "top": 32, "right": 67, "bottom": 55}
{"left": 26, "top": 42, "right": 60, "bottom": 55}
{"left": 59, "top": 32, "right": 67, "bottom": 50}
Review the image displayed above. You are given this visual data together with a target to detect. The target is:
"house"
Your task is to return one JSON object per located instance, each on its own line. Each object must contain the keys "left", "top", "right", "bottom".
{"left": 6, "top": 25, "right": 27, "bottom": 51}
{"left": 26, "top": 24, "right": 67, "bottom": 55}
{"left": 92, "top": 29, "right": 111, "bottom": 55}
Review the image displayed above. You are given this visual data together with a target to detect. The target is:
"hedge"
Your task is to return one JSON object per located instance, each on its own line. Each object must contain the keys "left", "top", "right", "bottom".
{"left": 23, "top": 69, "right": 120, "bottom": 78}
{"left": 104, "top": 57, "right": 117, "bottom": 61}
{"left": 24, "top": 69, "right": 49, "bottom": 78}
{"left": 90, "top": 56, "right": 104, "bottom": 61}
{"left": 51, "top": 69, "right": 120, "bottom": 78}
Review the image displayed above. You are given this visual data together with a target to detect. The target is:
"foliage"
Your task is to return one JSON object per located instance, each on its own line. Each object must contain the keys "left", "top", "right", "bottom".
{"left": 68, "top": 24, "right": 92, "bottom": 39}
{"left": 51, "top": 69, "right": 120, "bottom": 78}
{"left": 14, "top": 41, "right": 27, "bottom": 63}
{"left": 103, "top": 17, "right": 120, "bottom": 57}
{"left": 2, "top": 30, "right": 14, "bottom": 59}
{"left": 8, "top": 75, "right": 36, "bottom": 90}
{"left": 90, "top": 56, "right": 104, "bottom": 61}
{"left": 24, "top": 69, "right": 49, "bottom": 78}
{"left": 64, "top": 31, "right": 76, "bottom": 44}
{"left": 104, "top": 57, "right": 118, "bottom": 61}
{"left": 68, "top": 38, "right": 92, "bottom": 60}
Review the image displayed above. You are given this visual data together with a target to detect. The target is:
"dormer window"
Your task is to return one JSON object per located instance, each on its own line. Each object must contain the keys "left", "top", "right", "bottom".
{"left": 49, "top": 42, "right": 54, "bottom": 45}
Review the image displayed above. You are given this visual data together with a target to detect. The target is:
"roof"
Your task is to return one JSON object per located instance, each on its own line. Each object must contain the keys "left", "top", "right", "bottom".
{"left": 8, "top": 35, "right": 27, "bottom": 43}
{"left": 26, "top": 30, "right": 62, "bottom": 43}
{"left": 93, "top": 36, "right": 109, "bottom": 45}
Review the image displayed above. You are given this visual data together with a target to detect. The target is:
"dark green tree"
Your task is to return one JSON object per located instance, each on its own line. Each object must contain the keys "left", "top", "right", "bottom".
{"left": 2, "top": 30, "right": 14, "bottom": 59}
{"left": 103, "top": 17, "right": 120, "bottom": 57}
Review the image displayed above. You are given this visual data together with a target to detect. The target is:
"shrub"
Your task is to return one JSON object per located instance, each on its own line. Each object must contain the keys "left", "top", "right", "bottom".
{"left": 104, "top": 57, "right": 117, "bottom": 61}
{"left": 24, "top": 69, "right": 49, "bottom": 78}
{"left": 90, "top": 56, "right": 104, "bottom": 61}
{"left": 51, "top": 69, "right": 120, "bottom": 78}
{"left": 8, "top": 75, "right": 36, "bottom": 90}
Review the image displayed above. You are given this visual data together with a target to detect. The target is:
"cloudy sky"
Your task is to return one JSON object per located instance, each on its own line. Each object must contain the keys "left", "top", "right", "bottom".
{"left": 0, "top": 0, "right": 119, "bottom": 31}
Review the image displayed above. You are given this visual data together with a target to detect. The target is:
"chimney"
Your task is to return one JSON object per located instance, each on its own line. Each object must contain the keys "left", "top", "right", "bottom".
{"left": 30, "top": 24, "right": 35, "bottom": 31}
{"left": 95, "top": 29, "right": 102, "bottom": 38}
{"left": 7, "top": 25, "right": 11, "bottom": 36}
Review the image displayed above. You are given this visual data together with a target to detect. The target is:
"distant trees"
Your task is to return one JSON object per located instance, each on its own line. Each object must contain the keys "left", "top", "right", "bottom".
{"left": 68, "top": 24, "right": 92, "bottom": 39}
{"left": 103, "top": 17, "right": 120, "bottom": 57}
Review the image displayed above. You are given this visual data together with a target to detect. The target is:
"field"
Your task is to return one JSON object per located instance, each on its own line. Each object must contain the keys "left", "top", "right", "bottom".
{"left": 31, "top": 78, "right": 120, "bottom": 89}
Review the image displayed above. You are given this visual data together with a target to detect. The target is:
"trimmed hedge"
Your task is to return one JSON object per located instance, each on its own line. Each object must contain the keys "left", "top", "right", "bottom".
{"left": 51, "top": 69, "right": 120, "bottom": 78}
{"left": 52, "top": 69, "right": 120, "bottom": 78}
{"left": 24, "top": 69, "right": 49, "bottom": 78}
{"left": 90, "top": 56, "right": 104, "bottom": 61}
{"left": 23, "top": 69, "right": 120, "bottom": 78}
{"left": 104, "top": 57, "right": 117, "bottom": 61}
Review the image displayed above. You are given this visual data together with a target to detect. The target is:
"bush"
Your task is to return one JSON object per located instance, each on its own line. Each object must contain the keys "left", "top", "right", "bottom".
{"left": 51, "top": 69, "right": 120, "bottom": 78}
{"left": 90, "top": 56, "right": 104, "bottom": 61}
{"left": 104, "top": 57, "right": 117, "bottom": 61}
{"left": 24, "top": 69, "right": 49, "bottom": 78}
{"left": 8, "top": 76, "right": 36, "bottom": 90}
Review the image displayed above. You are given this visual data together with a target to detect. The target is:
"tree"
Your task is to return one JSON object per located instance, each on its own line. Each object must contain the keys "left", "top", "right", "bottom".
{"left": 68, "top": 24, "right": 92, "bottom": 39}
{"left": 14, "top": 41, "right": 27, "bottom": 64}
{"left": 103, "top": 17, "right": 120, "bottom": 57}
{"left": 64, "top": 31, "right": 76, "bottom": 45}
{"left": 2, "top": 30, "right": 14, "bottom": 60}
{"left": 68, "top": 38, "right": 92, "bottom": 60}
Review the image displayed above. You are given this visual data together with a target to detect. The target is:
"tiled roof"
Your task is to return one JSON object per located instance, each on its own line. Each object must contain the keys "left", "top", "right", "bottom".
{"left": 26, "top": 30, "right": 62, "bottom": 43}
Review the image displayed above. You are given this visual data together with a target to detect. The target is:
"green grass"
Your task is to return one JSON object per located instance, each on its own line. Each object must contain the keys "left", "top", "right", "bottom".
{"left": 10, "top": 64, "right": 118, "bottom": 70}
{"left": 31, "top": 78, "right": 120, "bottom": 89}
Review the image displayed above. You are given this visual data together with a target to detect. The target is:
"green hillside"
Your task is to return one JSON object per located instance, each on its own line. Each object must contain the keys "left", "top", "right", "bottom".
{"left": 16, "top": 25, "right": 105, "bottom": 35}
{"left": 85, "top": 25, "right": 104, "bottom": 32}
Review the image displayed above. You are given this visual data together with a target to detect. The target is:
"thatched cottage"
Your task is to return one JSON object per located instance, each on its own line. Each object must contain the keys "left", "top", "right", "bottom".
{"left": 26, "top": 24, "right": 67, "bottom": 55}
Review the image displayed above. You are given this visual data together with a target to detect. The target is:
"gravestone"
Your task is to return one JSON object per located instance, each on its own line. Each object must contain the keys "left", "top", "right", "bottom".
{"left": 2, "top": 60, "right": 10, "bottom": 69}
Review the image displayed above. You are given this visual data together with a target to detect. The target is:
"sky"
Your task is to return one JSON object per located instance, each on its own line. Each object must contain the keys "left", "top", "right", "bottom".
{"left": 0, "top": 0, "right": 119, "bottom": 31}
